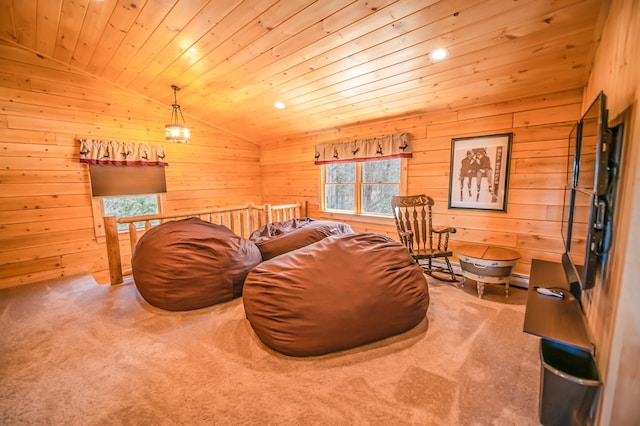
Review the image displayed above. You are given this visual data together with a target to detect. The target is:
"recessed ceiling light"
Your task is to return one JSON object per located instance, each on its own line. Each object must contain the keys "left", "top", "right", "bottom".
{"left": 274, "top": 101, "right": 286, "bottom": 109}
{"left": 430, "top": 48, "right": 448, "bottom": 61}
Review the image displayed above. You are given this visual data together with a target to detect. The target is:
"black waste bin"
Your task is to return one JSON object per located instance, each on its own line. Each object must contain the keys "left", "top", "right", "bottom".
{"left": 539, "top": 339, "right": 601, "bottom": 426}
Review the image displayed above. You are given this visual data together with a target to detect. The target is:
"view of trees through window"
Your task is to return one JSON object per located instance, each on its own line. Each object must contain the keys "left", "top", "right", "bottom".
{"left": 362, "top": 159, "right": 400, "bottom": 214}
{"left": 324, "top": 158, "right": 400, "bottom": 214}
{"left": 103, "top": 195, "right": 160, "bottom": 231}
{"left": 325, "top": 162, "right": 356, "bottom": 211}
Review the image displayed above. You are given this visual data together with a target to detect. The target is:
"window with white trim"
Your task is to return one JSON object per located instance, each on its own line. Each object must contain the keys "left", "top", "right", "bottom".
{"left": 322, "top": 158, "right": 404, "bottom": 215}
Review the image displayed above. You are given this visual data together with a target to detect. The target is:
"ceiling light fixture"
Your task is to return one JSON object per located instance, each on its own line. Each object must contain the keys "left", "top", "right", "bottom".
{"left": 165, "top": 85, "right": 190, "bottom": 143}
{"left": 274, "top": 101, "right": 286, "bottom": 109}
{"left": 430, "top": 48, "right": 449, "bottom": 61}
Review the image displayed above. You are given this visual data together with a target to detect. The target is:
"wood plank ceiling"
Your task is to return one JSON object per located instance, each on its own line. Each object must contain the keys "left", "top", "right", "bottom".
{"left": 0, "top": 0, "right": 606, "bottom": 143}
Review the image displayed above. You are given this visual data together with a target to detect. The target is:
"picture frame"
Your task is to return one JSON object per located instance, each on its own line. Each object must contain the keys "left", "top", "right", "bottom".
{"left": 448, "top": 133, "right": 513, "bottom": 211}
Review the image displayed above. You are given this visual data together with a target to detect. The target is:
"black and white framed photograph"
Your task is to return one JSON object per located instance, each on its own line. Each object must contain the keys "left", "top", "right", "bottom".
{"left": 448, "top": 133, "right": 512, "bottom": 211}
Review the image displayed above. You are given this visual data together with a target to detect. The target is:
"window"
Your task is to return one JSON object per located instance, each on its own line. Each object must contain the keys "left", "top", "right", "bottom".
{"left": 323, "top": 158, "right": 404, "bottom": 215}
{"left": 103, "top": 195, "right": 162, "bottom": 232}
{"left": 88, "top": 165, "right": 167, "bottom": 238}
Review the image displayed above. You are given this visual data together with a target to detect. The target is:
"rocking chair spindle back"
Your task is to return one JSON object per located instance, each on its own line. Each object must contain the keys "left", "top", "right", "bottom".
{"left": 391, "top": 194, "right": 458, "bottom": 282}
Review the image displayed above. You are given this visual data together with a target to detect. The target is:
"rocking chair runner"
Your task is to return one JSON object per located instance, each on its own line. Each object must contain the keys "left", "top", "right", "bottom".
{"left": 391, "top": 194, "right": 458, "bottom": 282}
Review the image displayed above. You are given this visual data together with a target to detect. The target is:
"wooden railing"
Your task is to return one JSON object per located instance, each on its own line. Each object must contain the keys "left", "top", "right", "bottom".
{"left": 103, "top": 201, "right": 307, "bottom": 285}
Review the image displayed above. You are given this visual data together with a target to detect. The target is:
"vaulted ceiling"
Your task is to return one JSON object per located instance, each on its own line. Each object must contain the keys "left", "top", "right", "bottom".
{"left": 0, "top": 0, "right": 607, "bottom": 143}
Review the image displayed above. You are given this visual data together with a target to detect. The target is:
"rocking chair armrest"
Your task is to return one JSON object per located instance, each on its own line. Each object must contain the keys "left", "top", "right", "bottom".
{"left": 432, "top": 226, "right": 457, "bottom": 235}
{"left": 398, "top": 230, "right": 414, "bottom": 238}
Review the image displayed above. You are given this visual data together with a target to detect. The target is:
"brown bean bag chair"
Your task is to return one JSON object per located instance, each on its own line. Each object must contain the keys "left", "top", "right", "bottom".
{"left": 243, "top": 232, "right": 429, "bottom": 356}
{"left": 249, "top": 217, "right": 354, "bottom": 260}
{"left": 132, "top": 217, "right": 262, "bottom": 311}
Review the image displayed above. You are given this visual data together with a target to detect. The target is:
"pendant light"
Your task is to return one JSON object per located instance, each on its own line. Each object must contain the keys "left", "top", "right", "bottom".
{"left": 165, "top": 85, "right": 190, "bottom": 143}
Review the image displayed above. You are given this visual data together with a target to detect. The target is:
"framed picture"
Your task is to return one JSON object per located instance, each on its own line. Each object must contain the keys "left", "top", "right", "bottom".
{"left": 448, "top": 133, "right": 513, "bottom": 211}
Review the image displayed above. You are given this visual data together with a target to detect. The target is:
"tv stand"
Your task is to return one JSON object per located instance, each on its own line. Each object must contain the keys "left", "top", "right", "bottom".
{"left": 523, "top": 259, "right": 594, "bottom": 352}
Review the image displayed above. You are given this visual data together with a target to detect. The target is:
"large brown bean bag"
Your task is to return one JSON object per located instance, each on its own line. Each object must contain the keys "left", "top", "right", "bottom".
{"left": 132, "top": 217, "right": 262, "bottom": 311}
{"left": 243, "top": 232, "right": 429, "bottom": 356}
{"left": 249, "top": 218, "right": 353, "bottom": 260}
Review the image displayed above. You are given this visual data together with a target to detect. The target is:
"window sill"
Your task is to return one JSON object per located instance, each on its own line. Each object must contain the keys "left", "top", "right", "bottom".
{"left": 320, "top": 211, "right": 395, "bottom": 226}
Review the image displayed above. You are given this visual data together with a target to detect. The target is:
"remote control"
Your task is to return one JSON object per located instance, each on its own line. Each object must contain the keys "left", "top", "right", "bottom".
{"left": 536, "top": 287, "right": 564, "bottom": 298}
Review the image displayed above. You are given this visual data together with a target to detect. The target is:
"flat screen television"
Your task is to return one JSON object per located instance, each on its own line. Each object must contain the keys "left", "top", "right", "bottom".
{"left": 561, "top": 92, "right": 613, "bottom": 296}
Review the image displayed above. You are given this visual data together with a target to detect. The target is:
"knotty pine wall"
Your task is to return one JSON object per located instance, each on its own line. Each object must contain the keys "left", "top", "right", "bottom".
{"left": 0, "top": 40, "right": 261, "bottom": 288}
{"left": 260, "top": 88, "right": 584, "bottom": 278}
{"left": 580, "top": 0, "right": 639, "bottom": 424}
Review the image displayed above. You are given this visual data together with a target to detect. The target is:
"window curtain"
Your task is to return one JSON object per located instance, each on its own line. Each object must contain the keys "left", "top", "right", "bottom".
{"left": 313, "top": 132, "right": 412, "bottom": 165}
{"left": 79, "top": 139, "right": 168, "bottom": 166}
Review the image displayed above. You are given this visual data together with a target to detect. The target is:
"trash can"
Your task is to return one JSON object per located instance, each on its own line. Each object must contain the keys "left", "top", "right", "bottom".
{"left": 539, "top": 339, "right": 601, "bottom": 426}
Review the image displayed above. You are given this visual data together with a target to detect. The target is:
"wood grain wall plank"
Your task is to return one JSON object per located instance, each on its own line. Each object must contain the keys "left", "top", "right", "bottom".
{"left": 259, "top": 88, "right": 583, "bottom": 277}
{"left": 0, "top": 42, "right": 261, "bottom": 288}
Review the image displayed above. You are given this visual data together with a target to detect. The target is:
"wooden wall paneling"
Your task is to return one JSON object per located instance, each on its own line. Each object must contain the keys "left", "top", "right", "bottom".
{"left": 260, "top": 88, "right": 583, "bottom": 279}
{"left": 0, "top": 205, "right": 91, "bottom": 224}
{"left": 509, "top": 172, "right": 566, "bottom": 191}
{"left": 305, "top": 114, "right": 433, "bottom": 144}
{"left": 0, "top": 169, "right": 86, "bottom": 185}
{"left": 0, "top": 180, "right": 88, "bottom": 197}
{"left": 513, "top": 103, "right": 583, "bottom": 127}
{"left": 60, "top": 246, "right": 108, "bottom": 276}
{"left": 0, "top": 257, "right": 64, "bottom": 284}
{"left": 580, "top": 1, "right": 640, "bottom": 423}
{"left": 427, "top": 114, "right": 514, "bottom": 138}
{"left": 0, "top": 237, "right": 100, "bottom": 266}
{"left": 511, "top": 148, "right": 570, "bottom": 174}
{"left": 511, "top": 138, "right": 569, "bottom": 159}
{"left": 2, "top": 229, "right": 94, "bottom": 257}
{"left": 1, "top": 216, "right": 95, "bottom": 239}
{"left": 457, "top": 88, "right": 584, "bottom": 120}
{"left": 0, "top": 195, "right": 89, "bottom": 212}
{"left": 0, "top": 44, "right": 262, "bottom": 288}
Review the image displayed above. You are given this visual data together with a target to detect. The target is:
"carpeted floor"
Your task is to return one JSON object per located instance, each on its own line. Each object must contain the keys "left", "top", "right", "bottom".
{"left": 0, "top": 274, "right": 541, "bottom": 425}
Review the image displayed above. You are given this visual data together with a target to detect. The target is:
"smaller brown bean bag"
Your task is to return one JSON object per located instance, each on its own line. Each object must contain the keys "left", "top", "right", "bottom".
{"left": 243, "top": 232, "right": 429, "bottom": 356}
{"left": 132, "top": 217, "right": 262, "bottom": 311}
{"left": 249, "top": 217, "right": 354, "bottom": 260}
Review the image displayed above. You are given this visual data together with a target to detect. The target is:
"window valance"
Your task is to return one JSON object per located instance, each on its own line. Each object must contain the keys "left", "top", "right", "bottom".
{"left": 314, "top": 133, "right": 412, "bottom": 165}
{"left": 79, "top": 139, "right": 168, "bottom": 166}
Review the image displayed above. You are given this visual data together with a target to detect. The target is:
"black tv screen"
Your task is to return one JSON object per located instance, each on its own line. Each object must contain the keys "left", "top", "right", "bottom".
{"left": 576, "top": 93, "right": 610, "bottom": 194}
{"left": 561, "top": 122, "right": 580, "bottom": 251}
{"left": 561, "top": 91, "right": 612, "bottom": 293}
{"left": 568, "top": 189, "right": 602, "bottom": 290}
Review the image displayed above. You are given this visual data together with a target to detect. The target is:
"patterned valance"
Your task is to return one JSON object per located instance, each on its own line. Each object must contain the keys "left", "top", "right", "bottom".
{"left": 79, "top": 139, "right": 168, "bottom": 166}
{"left": 314, "top": 133, "right": 412, "bottom": 165}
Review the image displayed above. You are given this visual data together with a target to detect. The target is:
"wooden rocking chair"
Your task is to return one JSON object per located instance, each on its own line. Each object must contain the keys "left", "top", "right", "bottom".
{"left": 391, "top": 194, "right": 458, "bottom": 282}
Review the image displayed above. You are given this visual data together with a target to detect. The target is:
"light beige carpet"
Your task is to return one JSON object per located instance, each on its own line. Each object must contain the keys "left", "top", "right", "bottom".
{"left": 0, "top": 274, "right": 541, "bottom": 425}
